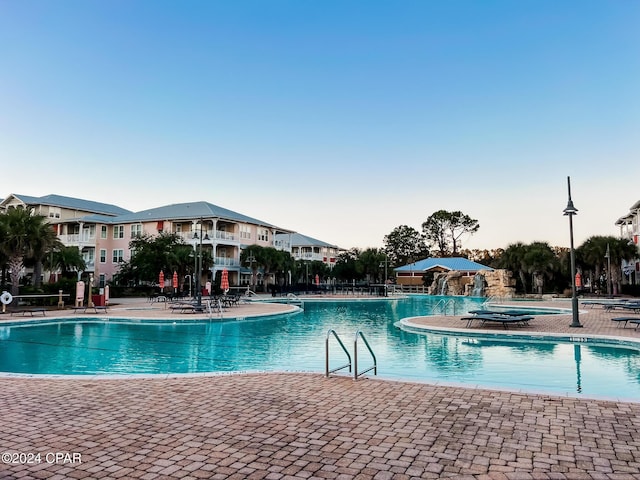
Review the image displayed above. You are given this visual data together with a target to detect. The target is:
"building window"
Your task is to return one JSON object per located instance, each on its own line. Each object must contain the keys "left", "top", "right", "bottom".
{"left": 240, "top": 225, "right": 251, "bottom": 240}
{"left": 112, "top": 249, "right": 124, "bottom": 263}
{"left": 48, "top": 206, "right": 61, "bottom": 219}
{"left": 101, "top": 226, "right": 107, "bottom": 239}
{"left": 113, "top": 225, "right": 124, "bottom": 239}
{"left": 99, "top": 274, "right": 105, "bottom": 288}
{"left": 258, "top": 228, "right": 268, "bottom": 242}
{"left": 131, "top": 224, "right": 143, "bottom": 238}
{"left": 100, "top": 249, "right": 107, "bottom": 263}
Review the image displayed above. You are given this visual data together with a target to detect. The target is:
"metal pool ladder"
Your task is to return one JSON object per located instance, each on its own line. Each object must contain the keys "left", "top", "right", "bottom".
{"left": 325, "top": 329, "right": 377, "bottom": 380}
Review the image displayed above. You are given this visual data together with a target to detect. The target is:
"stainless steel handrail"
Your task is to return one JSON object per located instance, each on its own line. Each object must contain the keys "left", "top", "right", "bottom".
{"left": 432, "top": 298, "right": 446, "bottom": 314}
{"left": 354, "top": 331, "right": 377, "bottom": 380}
{"left": 325, "top": 329, "right": 352, "bottom": 377}
{"left": 445, "top": 298, "right": 456, "bottom": 315}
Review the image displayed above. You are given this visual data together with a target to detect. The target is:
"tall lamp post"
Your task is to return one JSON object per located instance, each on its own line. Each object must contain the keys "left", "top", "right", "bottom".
{"left": 563, "top": 176, "right": 582, "bottom": 328}
{"left": 246, "top": 255, "right": 256, "bottom": 292}
{"left": 605, "top": 243, "right": 612, "bottom": 296}
{"left": 193, "top": 218, "right": 209, "bottom": 311}
{"left": 379, "top": 253, "right": 388, "bottom": 297}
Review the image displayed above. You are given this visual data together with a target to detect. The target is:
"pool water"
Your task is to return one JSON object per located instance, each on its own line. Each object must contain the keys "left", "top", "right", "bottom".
{"left": 1, "top": 296, "right": 639, "bottom": 400}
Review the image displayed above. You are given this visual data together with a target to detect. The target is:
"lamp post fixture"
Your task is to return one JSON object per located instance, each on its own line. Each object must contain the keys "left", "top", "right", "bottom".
{"left": 605, "top": 243, "right": 612, "bottom": 296}
{"left": 563, "top": 176, "right": 582, "bottom": 328}
{"left": 379, "top": 253, "right": 388, "bottom": 297}
{"left": 193, "top": 218, "right": 209, "bottom": 311}
{"left": 246, "top": 255, "right": 256, "bottom": 292}
{"left": 87, "top": 274, "right": 94, "bottom": 308}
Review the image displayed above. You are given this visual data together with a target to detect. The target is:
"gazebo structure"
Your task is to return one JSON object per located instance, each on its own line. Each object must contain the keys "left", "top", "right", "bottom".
{"left": 394, "top": 257, "right": 493, "bottom": 287}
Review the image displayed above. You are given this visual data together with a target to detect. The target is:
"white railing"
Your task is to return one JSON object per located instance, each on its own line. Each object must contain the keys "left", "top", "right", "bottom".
{"left": 215, "top": 230, "right": 237, "bottom": 242}
{"left": 214, "top": 257, "right": 239, "bottom": 267}
{"left": 59, "top": 234, "right": 96, "bottom": 246}
{"left": 293, "top": 253, "right": 325, "bottom": 262}
{"left": 176, "top": 230, "right": 238, "bottom": 243}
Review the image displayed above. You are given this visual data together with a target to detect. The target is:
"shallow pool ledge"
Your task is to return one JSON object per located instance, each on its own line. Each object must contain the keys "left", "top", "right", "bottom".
{"left": 398, "top": 316, "right": 640, "bottom": 346}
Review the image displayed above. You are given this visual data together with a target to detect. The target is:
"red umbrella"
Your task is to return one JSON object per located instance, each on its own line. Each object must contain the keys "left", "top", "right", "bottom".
{"left": 221, "top": 268, "right": 229, "bottom": 293}
{"left": 315, "top": 274, "right": 320, "bottom": 287}
{"left": 575, "top": 272, "right": 582, "bottom": 288}
{"left": 159, "top": 271, "right": 165, "bottom": 290}
{"left": 172, "top": 271, "right": 178, "bottom": 291}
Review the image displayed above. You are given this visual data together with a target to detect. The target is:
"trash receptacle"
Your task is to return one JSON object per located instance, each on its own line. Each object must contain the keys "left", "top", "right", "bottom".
{"left": 92, "top": 294, "right": 105, "bottom": 306}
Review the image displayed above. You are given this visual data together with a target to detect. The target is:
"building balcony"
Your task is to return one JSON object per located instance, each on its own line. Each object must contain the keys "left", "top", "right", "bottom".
{"left": 215, "top": 230, "right": 237, "bottom": 243}
{"left": 177, "top": 230, "right": 238, "bottom": 246}
{"left": 214, "top": 256, "right": 240, "bottom": 267}
{"left": 59, "top": 234, "right": 96, "bottom": 247}
{"left": 293, "top": 252, "right": 326, "bottom": 262}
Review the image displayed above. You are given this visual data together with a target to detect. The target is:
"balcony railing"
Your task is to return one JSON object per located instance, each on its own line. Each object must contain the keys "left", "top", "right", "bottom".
{"left": 293, "top": 253, "right": 326, "bottom": 262}
{"left": 215, "top": 230, "right": 237, "bottom": 242}
{"left": 214, "top": 257, "right": 239, "bottom": 267}
{"left": 176, "top": 230, "right": 238, "bottom": 244}
{"left": 59, "top": 234, "right": 96, "bottom": 245}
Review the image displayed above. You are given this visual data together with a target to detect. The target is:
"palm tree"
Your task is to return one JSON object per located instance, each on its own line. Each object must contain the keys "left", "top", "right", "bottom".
{"left": 0, "top": 207, "right": 53, "bottom": 296}
{"left": 522, "top": 242, "right": 559, "bottom": 295}
{"left": 578, "top": 236, "right": 638, "bottom": 294}
{"left": 498, "top": 242, "right": 528, "bottom": 293}
{"left": 27, "top": 220, "right": 63, "bottom": 287}
{"left": 45, "top": 245, "right": 87, "bottom": 279}
{"left": 577, "top": 236, "right": 607, "bottom": 293}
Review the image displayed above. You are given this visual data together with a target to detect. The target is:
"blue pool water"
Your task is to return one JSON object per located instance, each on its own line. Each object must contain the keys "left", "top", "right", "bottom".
{"left": 1, "top": 296, "right": 639, "bottom": 400}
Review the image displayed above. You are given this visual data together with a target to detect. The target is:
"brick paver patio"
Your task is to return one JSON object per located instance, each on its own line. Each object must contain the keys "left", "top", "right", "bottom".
{"left": 2, "top": 296, "right": 640, "bottom": 479}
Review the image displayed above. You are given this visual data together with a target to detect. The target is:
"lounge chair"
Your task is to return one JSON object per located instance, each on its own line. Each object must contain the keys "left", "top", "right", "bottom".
{"left": 170, "top": 303, "right": 196, "bottom": 313}
{"left": 621, "top": 303, "right": 640, "bottom": 313}
{"left": 603, "top": 302, "right": 635, "bottom": 311}
{"left": 611, "top": 317, "right": 640, "bottom": 328}
{"left": 11, "top": 308, "right": 46, "bottom": 317}
{"left": 462, "top": 314, "right": 534, "bottom": 329}
{"left": 71, "top": 305, "right": 108, "bottom": 314}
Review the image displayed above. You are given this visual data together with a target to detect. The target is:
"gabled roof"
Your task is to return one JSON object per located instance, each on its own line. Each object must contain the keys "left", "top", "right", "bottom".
{"left": 113, "top": 201, "right": 292, "bottom": 232}
{"left": 3, "top": 193, "right": 131, "bottom": 216}
{"left": 275, "top": 232, "right": 338, "bottom": 248}
{"left": 394, "top": 257, "right": 493, "bottom": 273}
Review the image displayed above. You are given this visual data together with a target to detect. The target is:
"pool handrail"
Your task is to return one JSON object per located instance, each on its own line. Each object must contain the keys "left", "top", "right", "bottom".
{"left": 354, "top": 331, "right": 377, "bottom": 380}
{"left": 325, "top": 329, "right": 352, "bottom": 377}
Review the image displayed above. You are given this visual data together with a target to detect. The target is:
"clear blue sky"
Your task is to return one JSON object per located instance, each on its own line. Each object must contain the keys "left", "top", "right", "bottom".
{"left": 1, "top": 1, "right": 638, "bottom": 251}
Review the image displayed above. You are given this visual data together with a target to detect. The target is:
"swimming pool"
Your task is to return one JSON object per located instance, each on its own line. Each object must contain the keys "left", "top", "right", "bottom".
{"left": 1, "top": 296, "right": 639, "bottom": 400}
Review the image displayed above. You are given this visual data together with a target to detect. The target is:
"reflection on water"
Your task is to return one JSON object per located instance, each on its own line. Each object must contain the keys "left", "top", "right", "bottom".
{"left": 575, "top": 345, "right": 582, "bottom": 393}
{"left": 0, "top": 296, "right": 640, "bottom": 399}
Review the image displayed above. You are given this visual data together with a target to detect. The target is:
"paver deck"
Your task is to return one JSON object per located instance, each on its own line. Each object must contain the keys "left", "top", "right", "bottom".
{"left": 2, "top": 295, "right": 640, "bottom": 479}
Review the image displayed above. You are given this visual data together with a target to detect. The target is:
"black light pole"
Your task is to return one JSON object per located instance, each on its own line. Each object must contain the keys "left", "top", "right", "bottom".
{"left": 379, "top": 253, "right": 388, "bottom": 297}
{"left": 563, "top": 176, "right": 582, "bottom": 328}
{"left": 193, "top": 218, "right": 208, "bottom": 311}
{"left": 193, "top": 231, "right": 202, "bottom": 310}
{"left": 605, "top": 243, "right": 612, "bottom": 296}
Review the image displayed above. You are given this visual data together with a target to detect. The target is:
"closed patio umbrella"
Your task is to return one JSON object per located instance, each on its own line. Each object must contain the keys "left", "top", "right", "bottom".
{"left": 315, "top": 274, "right": 320, "bottom": 287}
{"left": 172, "top": 271, "right": 178, "bottom": 293}
{"left": 221, "top": 268, "right": 229, "bottom": 293}
{"left": 159, "top": 271, "right": 165, "bottom": 291}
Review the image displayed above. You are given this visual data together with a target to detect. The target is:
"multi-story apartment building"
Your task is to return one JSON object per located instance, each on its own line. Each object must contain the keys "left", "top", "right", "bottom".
{"left": 1, "top": 193, "right": 346, "bottom": 290}
{"left": 0, "top": 193, "right": 132, "bottom": 283}
{"left": 616, "top": 200, "right": 640, "bottom": 284}
{"left": 103, "top": 201, "right": 293, "bottom": 288}
{"left": 274, "top": 233, "right": 340, "bottom": 268}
